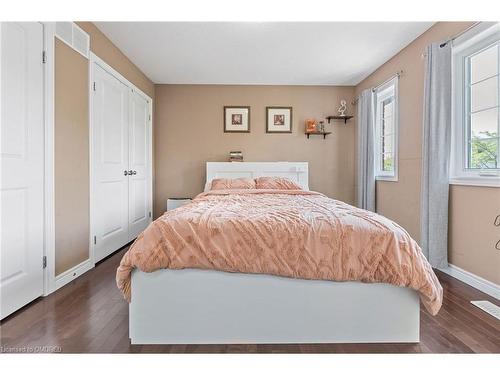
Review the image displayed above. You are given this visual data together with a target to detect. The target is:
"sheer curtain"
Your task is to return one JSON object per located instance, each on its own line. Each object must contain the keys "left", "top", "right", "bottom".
{"left": 356, "top": 89, "right": 375, "bottom": 212}
{"left": 420, "top": 42, "right": 452, "bottom": 268}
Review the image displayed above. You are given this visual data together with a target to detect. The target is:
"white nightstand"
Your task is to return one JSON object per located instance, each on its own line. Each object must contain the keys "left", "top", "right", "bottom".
{"left": 166, "top": 198, "right": 192, "bottom": 211}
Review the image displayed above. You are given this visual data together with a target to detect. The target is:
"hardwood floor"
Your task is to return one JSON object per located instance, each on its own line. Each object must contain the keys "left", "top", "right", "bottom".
{"left": 1, "top": 247, "right": 499, "bottom": 353}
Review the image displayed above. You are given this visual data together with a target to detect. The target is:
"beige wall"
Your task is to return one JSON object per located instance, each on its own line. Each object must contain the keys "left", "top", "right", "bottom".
{"left": 55, "top": 39, "right": 89, "bottom": 275}
{"left": 154, "top": 84, "right": 355, "bottom": 218}
{"left": 449, "top": 186, "right": 500, "bottom": 284}
{"left": 54, "top": 23, "right": 154, "bottom": 275}
{"left": 355, "top": 22, "right": 500, "bottom": 284}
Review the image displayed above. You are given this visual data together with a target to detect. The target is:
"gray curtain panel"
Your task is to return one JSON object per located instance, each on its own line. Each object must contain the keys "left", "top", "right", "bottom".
{"left": 356, "top": 89, "right": 375, "bottom": 212}
{"left": 421, "top": 42, "right": 452, "bottom": 268}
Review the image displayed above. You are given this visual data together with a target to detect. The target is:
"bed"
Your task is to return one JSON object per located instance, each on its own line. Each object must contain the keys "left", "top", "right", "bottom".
{"left": 120, "top": 162, "right": 442, "bottom": 344}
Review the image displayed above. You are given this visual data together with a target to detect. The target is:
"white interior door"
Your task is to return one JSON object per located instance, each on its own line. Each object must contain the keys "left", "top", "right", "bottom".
{"left": 128, "top": 90, "right": 151, "bottom": 240}
{"left": 92, "top": 63, "right": 130, "bottom": 263}
{"left": 0, "top": 22, "right": 44, "bottom": 319}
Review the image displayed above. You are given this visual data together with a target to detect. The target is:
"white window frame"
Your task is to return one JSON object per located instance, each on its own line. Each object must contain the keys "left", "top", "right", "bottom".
{"left": 374, "top": 77, "right": 399, "bottom": 181}
{"left": 451, "top": 22, "right": 500, "bottom": 187}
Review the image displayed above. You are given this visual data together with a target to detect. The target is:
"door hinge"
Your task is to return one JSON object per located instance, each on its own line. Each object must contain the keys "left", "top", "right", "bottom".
{"left": 149, "top": 211, "right": 152, "bottom": 218}
{"left": 93, "top": 82, "right": 96, "bottom": 91}
{"left": 42, "top": 50, "right": 46, "bottom": 64}
{"left": 149, "top": 114, "right": 151, "bottom": 121}
{"left": 43, "top": 256, "right": 47, "bottom": 269}
{"left": 94, "top": 235, "right": 97, "bottom": 245}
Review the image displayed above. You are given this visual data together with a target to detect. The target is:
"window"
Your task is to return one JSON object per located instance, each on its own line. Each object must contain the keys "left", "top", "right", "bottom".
{"left": 452, "top": 23, "right": 500, "bottom": 186}
{"left": 374, "top": 77, "right": 398, "bottom": 181}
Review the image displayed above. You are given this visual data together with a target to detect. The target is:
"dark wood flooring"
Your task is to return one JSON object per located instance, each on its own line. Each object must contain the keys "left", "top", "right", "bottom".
{"left": 1, "top": 247, "right": 499, "bottom": 353}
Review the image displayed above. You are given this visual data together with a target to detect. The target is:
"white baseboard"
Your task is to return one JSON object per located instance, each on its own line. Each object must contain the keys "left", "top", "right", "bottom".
{"left": 439, "top": 264, "right": 500, "bottom": 300}
{"left": 55, "top": 259, "right": 94, "bottom": 291}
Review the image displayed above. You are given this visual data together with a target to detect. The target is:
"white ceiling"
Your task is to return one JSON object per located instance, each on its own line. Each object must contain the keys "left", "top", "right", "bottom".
{"left": 95, "top": 22, "right": 434, "bottom": 86}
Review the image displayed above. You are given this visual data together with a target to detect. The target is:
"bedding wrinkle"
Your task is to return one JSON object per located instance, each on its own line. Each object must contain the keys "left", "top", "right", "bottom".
{"left": 199, "top": 198, "right": 233, "bottom": 269}
{"left": 116, "top": 189, "right": 443, "bottom": 314}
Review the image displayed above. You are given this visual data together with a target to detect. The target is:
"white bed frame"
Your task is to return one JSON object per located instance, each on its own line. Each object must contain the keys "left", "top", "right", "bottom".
{"left": 129, "top": 162, "right": 420, "bottom": 344}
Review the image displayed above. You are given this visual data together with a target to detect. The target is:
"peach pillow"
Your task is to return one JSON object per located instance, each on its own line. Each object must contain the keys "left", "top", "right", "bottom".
{"left": 210, "top": 177, "right": 256, "bottom": 190}
{"left": 255, "top": 177, "right": 303, "bottom": 190}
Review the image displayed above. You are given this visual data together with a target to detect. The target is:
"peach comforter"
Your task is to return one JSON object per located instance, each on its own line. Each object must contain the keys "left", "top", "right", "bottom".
{"left": 117, "top": 189, "right": 443, "bottom": 315}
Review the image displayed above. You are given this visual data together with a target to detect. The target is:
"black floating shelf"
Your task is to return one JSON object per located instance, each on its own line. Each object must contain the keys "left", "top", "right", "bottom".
{"left": 326, "top": 115, "right": 353, "bottom": 124}
{"left": 306, "top": 131, "right": 332, "bottom": 139}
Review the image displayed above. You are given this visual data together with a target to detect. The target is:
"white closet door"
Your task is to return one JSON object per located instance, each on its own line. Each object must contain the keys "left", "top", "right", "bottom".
{"left": 128, "top": 91, "right": 151, "bottom": 240}
{"left": 0, "top": 22, "right": 44, "bottom": 319}
{"left": 92, "top": 63, "right": 130, "bottom": 263}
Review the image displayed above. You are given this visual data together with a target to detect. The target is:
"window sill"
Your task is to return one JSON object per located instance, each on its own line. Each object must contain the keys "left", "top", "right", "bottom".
{"left": 449, "top": 177, "right": 500, "bottom": 188}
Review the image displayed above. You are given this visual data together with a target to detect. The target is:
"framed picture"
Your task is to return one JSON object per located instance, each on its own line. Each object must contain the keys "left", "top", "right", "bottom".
{"left": 224, "top": 106, "right": 250, "bottom": 133}
{"left": 266, "top": 107, "right": 293, "bottom": 133}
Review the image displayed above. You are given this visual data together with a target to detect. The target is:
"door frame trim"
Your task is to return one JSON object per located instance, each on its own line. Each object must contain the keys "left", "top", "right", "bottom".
{"left": 42, "top": 22, "right": 56, "bottom": 296}
{"left": 88, "top": 52, "right": 153, "bottom": 266}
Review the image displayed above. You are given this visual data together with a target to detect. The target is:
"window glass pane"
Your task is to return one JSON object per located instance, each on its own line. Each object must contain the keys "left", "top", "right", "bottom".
{"left": 382, "top": 153, "right": 394, "bottom": 171}
{"left": 470, "top": 138, "right": 499, "bottom": 169}
{"left": 383, "top": 100, "right": 394, "bottom": 117}
{"left": 382, "top": 98, "right": 394, "bottom": 137}
{"left": 470, "top": 76, "right": 498, "bottom": 112}
{"left": 470, "top": 43, "right": 498, "bottom": 84}
{"left": 375, "top": 81, "right": 397, "bottom": 178}
{"left": 471, "top": 107, "right": 498, "bottom": 135}
{"left": 469, "top": 107, "right": 499, "bottom": 169}
{"left": 382, "top": 135, "right": 393, "bottom": 155}
{"left": 383, "top": 115, "right": 394, "bottom": 135}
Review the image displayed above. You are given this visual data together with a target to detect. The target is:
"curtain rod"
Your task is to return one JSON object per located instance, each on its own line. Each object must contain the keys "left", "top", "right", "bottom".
{"left": 443, "top": 21, "right": 482, "bottom": 45}
{"left": 371, "top": 70, "right": 403, "bottom": 92}
{"left": 421, "top": 22, "right": 482, "bottom": 58}
{"left": 351, "top": 70, "right": 403, "bottom": 105}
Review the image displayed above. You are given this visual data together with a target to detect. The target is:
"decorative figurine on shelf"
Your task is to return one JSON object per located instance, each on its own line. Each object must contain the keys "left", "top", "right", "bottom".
{"left": 338, "top": 100, "right": 347, "bottom": 117}
{"left": 318, "top": 121, "right": 325, "bottom": 133}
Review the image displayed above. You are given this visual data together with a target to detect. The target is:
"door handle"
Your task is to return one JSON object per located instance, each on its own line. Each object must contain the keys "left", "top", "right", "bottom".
{"left": 124, "top": 170, "right": 128, "bottom": 176}
{"left": 128, "top": 170, "right": 133, "bottom": 175}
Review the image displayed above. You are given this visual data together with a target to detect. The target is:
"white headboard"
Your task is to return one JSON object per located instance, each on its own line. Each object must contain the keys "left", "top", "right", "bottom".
{"left": 206, "top": 162, "right": 309, "bottom": 190}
